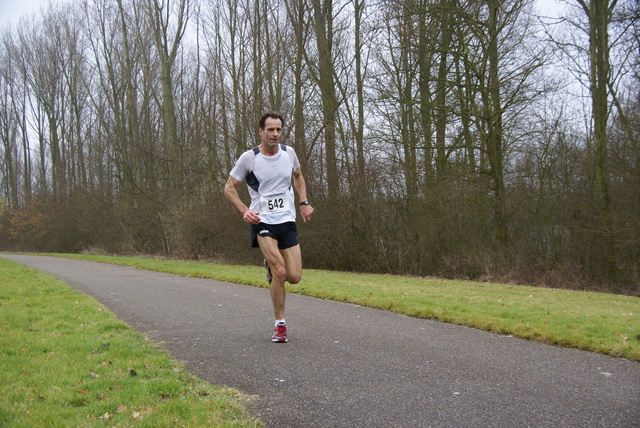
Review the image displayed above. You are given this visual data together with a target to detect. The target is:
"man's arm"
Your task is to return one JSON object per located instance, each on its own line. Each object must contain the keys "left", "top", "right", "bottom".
{"left": 292, "top": 168, "right": 314, "bottom": 222}
{"left": 224, "top": 176, "right": 260, "bottom": 224}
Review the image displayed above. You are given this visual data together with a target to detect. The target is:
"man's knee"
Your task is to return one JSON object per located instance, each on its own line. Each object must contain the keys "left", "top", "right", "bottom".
{"left": 288, "top": 272, "right": 301, "bottom": 284}
{"left": 272, "top": 264, "right": 287, "bottom": 282}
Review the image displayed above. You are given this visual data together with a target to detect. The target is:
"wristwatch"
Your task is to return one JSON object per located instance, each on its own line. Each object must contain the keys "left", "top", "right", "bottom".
{"left": 299, "top": 200, "right": 310, "bottom": 206}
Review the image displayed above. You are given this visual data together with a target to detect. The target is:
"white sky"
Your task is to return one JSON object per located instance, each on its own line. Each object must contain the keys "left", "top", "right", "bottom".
{"left": 1, "top": 0, "right": 563, "bottom": 30}
{"left": 0, "top": 0, "right": 48, "bottom": 29}
{"left": 0, "top": 0, "right": 46, "bottom": 30}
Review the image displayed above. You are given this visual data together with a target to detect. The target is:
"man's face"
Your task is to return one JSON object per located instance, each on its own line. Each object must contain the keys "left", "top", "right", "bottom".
{"left": 260, "top": 117, "right": 283, "bottom": 149}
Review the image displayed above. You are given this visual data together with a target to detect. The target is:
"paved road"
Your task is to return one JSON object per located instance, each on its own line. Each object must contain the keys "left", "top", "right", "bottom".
{"left": 3, "top": 254, "right": 639, "bottom": 427}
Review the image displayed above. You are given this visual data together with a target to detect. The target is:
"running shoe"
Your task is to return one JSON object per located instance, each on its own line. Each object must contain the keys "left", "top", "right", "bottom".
{"left": 272, "top": 323, "right": 288, "bottom": 343}
{"left": 264, "top": 258, "right": 272, "bottom": 285}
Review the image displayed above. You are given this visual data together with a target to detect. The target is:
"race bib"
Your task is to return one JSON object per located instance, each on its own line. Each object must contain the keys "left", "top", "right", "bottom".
{"left": 260, "top": 190, "right": 290, "bottom": 214}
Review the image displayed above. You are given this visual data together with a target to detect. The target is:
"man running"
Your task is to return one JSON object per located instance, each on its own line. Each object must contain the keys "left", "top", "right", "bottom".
{"left": 224, "top": 111, "right": 314, "bottom": 343}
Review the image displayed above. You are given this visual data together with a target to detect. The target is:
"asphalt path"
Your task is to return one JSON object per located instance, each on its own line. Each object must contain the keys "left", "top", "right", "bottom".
{"left": 3, "top": 254, "right": 639, "bottom": 427}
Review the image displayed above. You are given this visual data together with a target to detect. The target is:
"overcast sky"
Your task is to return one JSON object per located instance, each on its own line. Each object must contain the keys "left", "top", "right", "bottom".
{"left": 0, "top": 0, "right": 48, "bottom": 29}
{"left": 1, "top": 0, "right": 563, "bottom": 31}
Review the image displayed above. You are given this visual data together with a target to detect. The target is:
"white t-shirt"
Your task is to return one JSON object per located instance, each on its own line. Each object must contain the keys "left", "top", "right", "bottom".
{"left": 229, "top": 144, "right": 301, "bottom": 225}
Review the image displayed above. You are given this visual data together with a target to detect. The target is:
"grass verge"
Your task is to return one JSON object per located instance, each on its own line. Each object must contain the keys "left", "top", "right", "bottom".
{"left": 0, "top": 257, "right": 262, "bottom": 427}
{"left": 38, "top": 252, "right": 640, "bottom": 362}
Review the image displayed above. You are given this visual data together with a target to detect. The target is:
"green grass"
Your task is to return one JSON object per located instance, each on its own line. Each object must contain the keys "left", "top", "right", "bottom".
{"left": 39, "top": 252, "right": 640, "bottom": 361}
{"left": 0, "top": 257, "right": 262, "bottom": 427}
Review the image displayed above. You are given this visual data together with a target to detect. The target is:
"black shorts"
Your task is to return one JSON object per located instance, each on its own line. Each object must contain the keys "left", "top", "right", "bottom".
{"left": 251, "top": 222, "right": 299, "bottom": 249}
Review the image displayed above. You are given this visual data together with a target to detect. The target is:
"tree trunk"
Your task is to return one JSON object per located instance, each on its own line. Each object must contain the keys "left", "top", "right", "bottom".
{"left": 486, "top": 0, "right": 508, "bottom": 246}
{"left": 312, "top": 0, "right": 339, "bottom": 200}
{"left": 577, "top": 0, "right": 616, "bottom": 279}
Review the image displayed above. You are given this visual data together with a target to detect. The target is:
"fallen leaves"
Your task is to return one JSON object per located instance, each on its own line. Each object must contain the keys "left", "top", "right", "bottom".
{"left": 132, "top": 405, "right": 155, "bottom": 420}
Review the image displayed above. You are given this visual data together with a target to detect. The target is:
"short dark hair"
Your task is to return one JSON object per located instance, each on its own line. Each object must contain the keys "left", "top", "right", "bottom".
{"left": 259, "top": 111, "right": 285, "bottom": 129}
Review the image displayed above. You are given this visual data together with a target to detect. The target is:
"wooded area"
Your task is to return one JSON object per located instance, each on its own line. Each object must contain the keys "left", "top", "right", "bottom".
{"left": 0, "top": 0, "right": 638, "bottom": 294}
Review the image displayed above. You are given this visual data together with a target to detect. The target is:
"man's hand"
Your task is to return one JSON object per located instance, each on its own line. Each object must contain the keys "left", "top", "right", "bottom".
{"left": 242, "top": 209, "right": 261, "bottom": 224}
{"left": 300, "top": 204, "right": 314, "bottom": 222}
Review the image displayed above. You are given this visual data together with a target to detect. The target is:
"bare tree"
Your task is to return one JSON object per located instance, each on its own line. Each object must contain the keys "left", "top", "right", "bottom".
{"left": 312, "top": 0, "right": 340, "bottom": 200}
{"left": 146, "top": 0, "right": 192, "bottom": 190}
{"left": 0, "top": 32, "right": 20, "bottom": 209}
{"left": 547, "top": 0, "right": 636, "bottom": 282}
{"left": 283, "top": 0, "right": 312, "bottom": 164}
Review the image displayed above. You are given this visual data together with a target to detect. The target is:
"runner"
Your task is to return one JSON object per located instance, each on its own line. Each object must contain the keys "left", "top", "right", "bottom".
{"left": 224, "top": 111, "right": 314, "bottom": 342}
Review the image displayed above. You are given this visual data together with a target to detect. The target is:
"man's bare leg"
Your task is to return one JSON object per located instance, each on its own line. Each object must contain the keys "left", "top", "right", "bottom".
{"left": 281, "top": 244, "right": 302, "bottom": 285}
{"left": 257, "top": 236, "right": 302, "bottom": 320}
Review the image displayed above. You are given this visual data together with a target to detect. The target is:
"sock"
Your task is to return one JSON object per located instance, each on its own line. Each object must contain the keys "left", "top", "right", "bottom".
{"left": 275, "top": 319, "right": 286, "bottom": 327}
